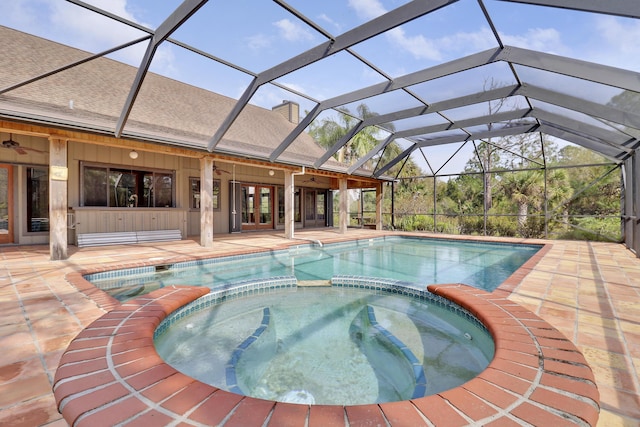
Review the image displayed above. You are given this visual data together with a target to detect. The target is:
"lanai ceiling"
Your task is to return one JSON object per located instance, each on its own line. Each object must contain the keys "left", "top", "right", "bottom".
{"left": 1, "top": 0, "right": 639, "bottom": 179}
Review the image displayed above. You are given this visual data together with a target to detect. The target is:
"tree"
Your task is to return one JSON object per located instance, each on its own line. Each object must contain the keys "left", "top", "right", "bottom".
{"left": 307, "top": 104, "right": 386, "bottom": 168}
{"left": 555, "top": 146, "right": 619, "bottom": 216}
{"left": 607, "top": 90, "right": 640, "bottom": 115}
{"left": 500, "top": 170, "right": 544, "bottom": 234}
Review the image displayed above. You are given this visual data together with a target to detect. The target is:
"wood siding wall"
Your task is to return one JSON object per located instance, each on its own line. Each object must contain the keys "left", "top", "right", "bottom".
{"left": 73, "top": 208, "right": 187, "bottom": 242}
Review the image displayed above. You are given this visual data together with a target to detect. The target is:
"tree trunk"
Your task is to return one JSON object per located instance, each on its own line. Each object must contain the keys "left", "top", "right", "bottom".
{"left": 484, "top": 172, "right": 492, "bottom": 211}
{"left": 518, "top": 201, "right": 528, "bottom": 234}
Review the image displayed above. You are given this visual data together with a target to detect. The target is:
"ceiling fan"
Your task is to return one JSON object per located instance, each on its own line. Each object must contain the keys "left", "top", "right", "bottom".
{"left": 1, "top": 134, "right": 46, "bottom": 155}
{"left": 212, "top": 163, "right": 231, "bottom": 175}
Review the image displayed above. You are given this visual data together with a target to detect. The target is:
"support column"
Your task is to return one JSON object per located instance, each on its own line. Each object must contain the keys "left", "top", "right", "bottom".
{"left": 375, "top": 182, "right": 383, "bottom": 230}
{"left": 200, "top": 157, "right": 214, "bottom": 247}
{"left": 632, "top": 154, "right": 640, "bottom": 256}
{"left": 284, "top": 171, "right": 294, "bottom": 239}
{"left": 49, "top": 137, "right": 68, "bottom": 260}
{"left": 339, "top": 178, "right": 348, "bottom": 234}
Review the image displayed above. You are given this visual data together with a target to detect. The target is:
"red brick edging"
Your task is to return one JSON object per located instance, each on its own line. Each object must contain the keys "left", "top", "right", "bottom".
{"left": 53, "top": 284, "right": 599, "bottom": 426}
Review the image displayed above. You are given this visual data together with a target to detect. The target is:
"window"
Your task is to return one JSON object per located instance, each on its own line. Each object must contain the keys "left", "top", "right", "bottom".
{"left": 27, "top": 167, "right": 49, "bottom": 232}
{"left": 277, "top": 186, "right": 301, "bottom": 225}
{"left": 189, "top": 177, "right": 220, "bottom": 210}
{"left": 81, "top": 163, "right": 175, "bottom": 207}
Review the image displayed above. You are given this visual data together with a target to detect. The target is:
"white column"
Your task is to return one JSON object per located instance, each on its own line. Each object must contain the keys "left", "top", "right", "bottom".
{"left": 339, "top": 177, "right": 348, "bottom": 234}
{"left": 200, "top": 157, "right": 214, "bottom": 247}
{"left": 376, "top": 182, "right": 383, "bottom": 230}
{"left": 49, "top": 137, "right": 68, "bottom": 260}
{"left": 285, "top": 171, "right": 294, "bottom": 239}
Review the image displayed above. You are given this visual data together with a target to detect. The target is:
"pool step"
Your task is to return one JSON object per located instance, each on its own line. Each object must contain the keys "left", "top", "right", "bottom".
{"left": 297, "top": 280, "right": 331, "bottom": 287}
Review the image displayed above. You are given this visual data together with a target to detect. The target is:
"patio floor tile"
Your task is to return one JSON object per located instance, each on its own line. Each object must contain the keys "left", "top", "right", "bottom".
{"left": 0, "top": 230, "right": 638, "bottom": 426}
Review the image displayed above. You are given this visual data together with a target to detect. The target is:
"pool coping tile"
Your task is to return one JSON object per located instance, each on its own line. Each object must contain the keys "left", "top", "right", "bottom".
{"left": 53, "top": 282, "right": 600, "bottom": 426}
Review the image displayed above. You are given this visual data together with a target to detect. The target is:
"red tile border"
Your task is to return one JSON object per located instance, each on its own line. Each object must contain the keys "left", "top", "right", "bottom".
{"left": 53, "top": 282, "right": 600, "bottom": 426}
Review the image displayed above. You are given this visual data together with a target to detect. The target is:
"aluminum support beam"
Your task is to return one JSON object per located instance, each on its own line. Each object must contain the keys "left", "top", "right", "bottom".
{"left": 520, "top": 84, "right": 640, "bottom": 132}
{"left": 116, "top": 0, "right": 209, "bottom": 137}
{"left": 497, "top": 46, "right": 640, "bottom": 93}
{"left": 0, "top": 36, "right": 150, "bottom": 95}
{"left": 537, "top": 124, "right": 626, "bottom": 161}
{"left": 498, "top": 0, "right": 640, "bottom": 19}
{"left": 374, "top": 123, "right": 536, "bottom": 177}
{"left": 314, "top": 86, "right": 526, "bottom": 169}
{"left": 362, "top": 85, "right": 521, "bottom": 129}
{"left": 314, "top": 120, "right": 366, "bottom": 168}
{"left": 348, "top": 134, "right": 395, "bottom": 175}
{"left": 273, "top": 48, "right": 504, "bottom": 163}
{"left": 532, "top": 109, "right": 634, "bottom": 155}
{"left": 324, "top": 108, "right": 530, "bottom": 173}
{"left": 395, "top": 109, "right": 531, "bottom": 140}
{"left": 210, "top": 0, "right": 459, "bottom": 151}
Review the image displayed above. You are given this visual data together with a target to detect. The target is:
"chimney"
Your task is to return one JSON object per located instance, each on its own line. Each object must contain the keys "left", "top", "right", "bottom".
{"left": 272, "top": 100, "right": 299, "bottom": 125}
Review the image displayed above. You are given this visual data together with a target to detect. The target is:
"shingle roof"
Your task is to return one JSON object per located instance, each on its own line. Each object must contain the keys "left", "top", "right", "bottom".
{"left": 0, "top": 26, "right": 340, "bottom": 170}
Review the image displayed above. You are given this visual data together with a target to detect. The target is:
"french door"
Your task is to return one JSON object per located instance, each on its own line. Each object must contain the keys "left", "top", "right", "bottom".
{"left": 0, "top": 165, "right": 13, "bottom": 243}
{"left": 241, "top": 185, "right": 274, "bottom": 230}
{"left": 304, "top": 189, "right": 326, "bottom": 228}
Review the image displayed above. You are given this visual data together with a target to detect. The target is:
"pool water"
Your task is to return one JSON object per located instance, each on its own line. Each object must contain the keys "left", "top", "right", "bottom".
{"left": 154, "top": 286, "right": 494, "bottom": 405}
{"left": 90, "top": 237, "right": 541, "bottom": 301}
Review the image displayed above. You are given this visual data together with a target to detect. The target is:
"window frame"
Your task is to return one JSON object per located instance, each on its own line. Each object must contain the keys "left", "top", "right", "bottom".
{"left": 189, "top": 176, "right": 221, "bottom": 211}
{"left": 80, "top": 161, "right": 176, "bottom": 208}
{"left": 26, "top": 166, "right": 49, "bottom": 233}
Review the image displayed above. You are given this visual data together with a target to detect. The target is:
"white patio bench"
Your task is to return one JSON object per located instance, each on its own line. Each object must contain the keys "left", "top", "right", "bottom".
{"left": 76, "top": 229, "right": 181, "bottom": 247}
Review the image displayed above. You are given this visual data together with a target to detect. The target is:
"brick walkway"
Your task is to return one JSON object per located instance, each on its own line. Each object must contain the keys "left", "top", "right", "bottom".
{"left": 53, "top": 283, "right": 599, "bottom": 426}
{"left": 1, "top": 230, "right": 639, "bottom": 426}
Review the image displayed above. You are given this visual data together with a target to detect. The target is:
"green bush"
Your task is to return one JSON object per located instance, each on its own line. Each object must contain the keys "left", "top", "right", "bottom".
{"left": 558, "top": 217, "right": 621, "bottom": 242}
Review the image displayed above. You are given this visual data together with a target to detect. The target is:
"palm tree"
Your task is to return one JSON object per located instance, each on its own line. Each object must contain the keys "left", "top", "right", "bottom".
{"left": 545, "top": 168, "right": 572, "bottom": 231}
{"left": 308, "top": 104, "right": 390, "bottom": 168}
{"left": 501, "top": 170, "right": 544, "bottom": 234}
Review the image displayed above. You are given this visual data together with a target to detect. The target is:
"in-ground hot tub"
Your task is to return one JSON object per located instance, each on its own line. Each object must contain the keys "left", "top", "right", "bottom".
{"left": 154, "top": 278, "right": 494, "bottom": 405}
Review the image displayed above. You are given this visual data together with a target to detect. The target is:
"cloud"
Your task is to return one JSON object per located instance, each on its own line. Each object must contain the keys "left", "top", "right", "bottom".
{"left": 348, "top": 0, "right": 442, "bottom": 60}
{"left": 274, "top": 18, "right": 314, "bottom": 42}
{"left": 387, "top": 27, "right": 441, "bottom": 61}
{"left": 347, "top": 0, "right": 494, "bottom": 62}
{"left": 348, "top": 0, "right": 386, "bottom": 20}
{"left": 8, "top": 0, "right": 151, "bottom": 67}
{"left": 48, "top": 0, "right": 151, "bottom": 51}
{"left": 246, "top": 18, "right": 315, "bottom": 52}
{"left": 317, "top": 13, "right": 342, "bottom": 33}
{"left": 596, "top": 16, "right": 640, "bottom": 55}
{"left": 438, "top": 27, "right": 497, "bottom": 53}
{"left": 0, "top": 0, "right": 185, "bottom": 76}
{"left": 378, "top": 24, "right": 495, "bottom": 62}
{"left": 500, "top": 27, "right": 568, "bottom": 55}
{"left": 278, "top": 81, "right": 307, "bottom": 94}
{"left": 591, "top": 16, "right": 640, "bottom": 71}
{"left": 247, "top": 34, "right": 271, "bottom": 50}
{"left": 0, "top": 0, "right": 42, "bottom": 27}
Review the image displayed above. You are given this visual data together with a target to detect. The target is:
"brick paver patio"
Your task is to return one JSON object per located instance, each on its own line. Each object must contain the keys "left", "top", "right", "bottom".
{"left": 1, "top": 230, "right": 639, "bottom": 426}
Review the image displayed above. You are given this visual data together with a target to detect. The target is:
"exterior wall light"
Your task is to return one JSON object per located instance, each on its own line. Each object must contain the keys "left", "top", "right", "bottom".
{"left": 129, "top": 150, "right": 139, "bottom": 159}
{"left": 269, "top": 169, "right": 275, "bottom": 176}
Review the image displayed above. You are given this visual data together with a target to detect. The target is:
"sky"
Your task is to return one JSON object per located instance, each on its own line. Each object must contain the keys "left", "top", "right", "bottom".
{"left": 1, "top": 0, "right": 638, "bottom": 175}
{"left": 2, "top": 0, "right": 638, "bottom": 104}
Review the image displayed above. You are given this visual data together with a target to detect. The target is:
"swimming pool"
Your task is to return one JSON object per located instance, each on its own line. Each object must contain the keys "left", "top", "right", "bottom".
{"left": 86, "top": 236, "right": 541, "bottom": 301}
{"left": 154, "top": 284, "right": 494, "bottom": 405}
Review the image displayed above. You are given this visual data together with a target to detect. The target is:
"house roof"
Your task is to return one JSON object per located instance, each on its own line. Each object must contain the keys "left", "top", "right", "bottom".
{"left": 0, "top": 1, "right": 639, "bottom": 179}
{"left": 0, "top": 25, "right": 343, "bottom": 172}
